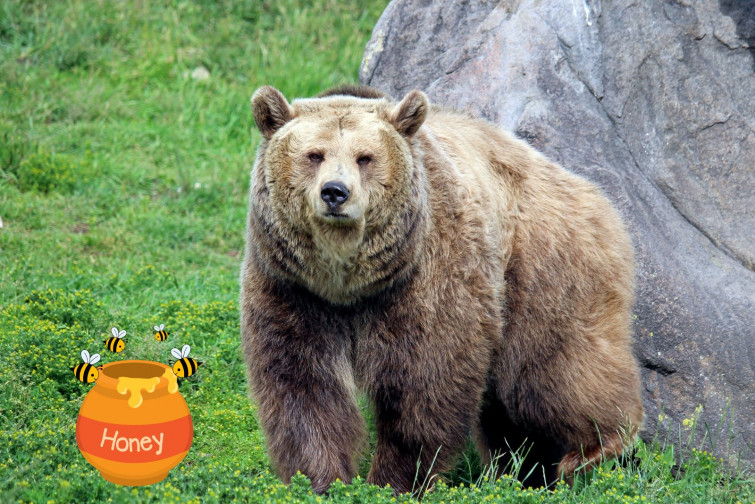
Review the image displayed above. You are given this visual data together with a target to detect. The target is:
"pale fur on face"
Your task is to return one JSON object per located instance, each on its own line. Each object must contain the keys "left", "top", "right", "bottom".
{"left": 250, "top": 88, "right": 428, "bottom": 304}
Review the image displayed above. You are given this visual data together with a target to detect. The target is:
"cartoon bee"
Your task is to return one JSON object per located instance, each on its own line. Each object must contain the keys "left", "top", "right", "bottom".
{"left": 104, "top": 327, "right": 127, "bottom": 353}
{"left": 71, "top": 350, "right": 101, "bottom": 384}
{"left": 170, "top": 344, "right": 202, "bottom": 378}
{"left": 153, "top": 324, "right": 170, "bottom": 341}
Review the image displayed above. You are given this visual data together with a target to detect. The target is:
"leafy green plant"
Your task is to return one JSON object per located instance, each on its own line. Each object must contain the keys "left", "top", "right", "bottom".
{"left": 10, "top": 148, "right": 98, "bottom": 194}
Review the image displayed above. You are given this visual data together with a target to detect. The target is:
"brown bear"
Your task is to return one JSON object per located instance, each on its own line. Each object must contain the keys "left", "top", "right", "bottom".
{"left": 240, "top": 84, "right": 644, "bottom": 494}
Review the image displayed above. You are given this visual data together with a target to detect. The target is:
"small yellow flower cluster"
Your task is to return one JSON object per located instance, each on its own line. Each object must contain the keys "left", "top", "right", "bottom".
{"left": 16, "top": 150, "right": 81, "bottom": 194}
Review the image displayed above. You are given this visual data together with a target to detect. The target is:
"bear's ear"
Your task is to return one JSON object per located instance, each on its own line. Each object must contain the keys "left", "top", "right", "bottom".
{"left": 389, "top": 90, "right": 429, "bottom": 137}
{"left": 252, "top": 86, "right": 293, "bottom": 139}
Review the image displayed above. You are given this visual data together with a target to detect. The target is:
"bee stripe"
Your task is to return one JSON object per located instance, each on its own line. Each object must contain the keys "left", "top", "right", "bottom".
{"left": 181, "top": 358, "right": 192, "bottom": 377}
{"left": 76, "top": 363, "right": 93, "bottom": 382}
{"left": 189, "top": 358, "right": 197, "bottom": 375}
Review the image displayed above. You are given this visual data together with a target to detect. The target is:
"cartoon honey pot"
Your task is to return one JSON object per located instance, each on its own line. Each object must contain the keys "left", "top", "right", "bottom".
{"left": 75, "top": 360, "right": 193, "bottom": 486}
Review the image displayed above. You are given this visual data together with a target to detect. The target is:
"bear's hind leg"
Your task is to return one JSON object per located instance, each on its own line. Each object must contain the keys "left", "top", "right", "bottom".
{"left": 556, "top": 428, "right": 630, "bottom": 483}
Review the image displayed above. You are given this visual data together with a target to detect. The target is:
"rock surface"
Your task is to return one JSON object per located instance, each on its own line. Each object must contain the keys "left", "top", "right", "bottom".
{"left": 361, "top": 0, "right": 754, "bottom": 467}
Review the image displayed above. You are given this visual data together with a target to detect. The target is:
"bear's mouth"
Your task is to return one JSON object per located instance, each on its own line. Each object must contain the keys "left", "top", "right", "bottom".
{"left": 321, "top": 212, "right": 357, "bottom": 227}
{"left": 314, "top": 210, "right": 363, "bottom": 229}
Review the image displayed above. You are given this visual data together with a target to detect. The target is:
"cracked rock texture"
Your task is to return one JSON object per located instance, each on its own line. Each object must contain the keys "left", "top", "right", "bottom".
{"left": 361, "top": 0, "right": 754, "bottom": 466}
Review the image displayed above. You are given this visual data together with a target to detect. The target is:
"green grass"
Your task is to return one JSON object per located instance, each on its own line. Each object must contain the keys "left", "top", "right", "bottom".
{"left": 0, "top": 1, "right": 752, "bottom": 502}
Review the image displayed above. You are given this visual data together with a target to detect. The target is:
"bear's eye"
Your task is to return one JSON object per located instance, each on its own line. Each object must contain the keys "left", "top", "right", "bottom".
{"left": 357, "top": 155, "right": 372, "bottom": 167}
{"left": 308, "top": 152, "right": 324, "bottom": 163}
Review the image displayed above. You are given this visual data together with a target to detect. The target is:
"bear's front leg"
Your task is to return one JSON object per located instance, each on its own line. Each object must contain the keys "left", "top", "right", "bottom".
{"left": 358, "top": 292, "right": 496, "bottom": 495}
{"left": 241, "top": 278, "right": 365, "bottom": 493}
{"left": 364, "top": 351, "right": 490, "bottom": 494}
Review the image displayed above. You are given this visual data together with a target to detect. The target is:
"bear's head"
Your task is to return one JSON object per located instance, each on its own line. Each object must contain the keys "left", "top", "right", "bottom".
{"left": 249, "top": 86, "right": 430, "bottom": 304}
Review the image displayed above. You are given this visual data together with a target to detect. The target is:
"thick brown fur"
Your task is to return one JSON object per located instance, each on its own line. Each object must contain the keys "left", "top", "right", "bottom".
{"left": 240, "top": 84, "right": 644, "bottom": 494}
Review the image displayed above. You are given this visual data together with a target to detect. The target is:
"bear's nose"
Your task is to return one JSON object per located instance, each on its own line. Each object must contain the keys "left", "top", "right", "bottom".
{"left": 320, "top": 181, "right": 350, "bottom": 207}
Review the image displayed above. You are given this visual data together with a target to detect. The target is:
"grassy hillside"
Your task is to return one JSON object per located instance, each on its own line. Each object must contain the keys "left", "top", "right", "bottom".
{"left": 0, "top": 1, "right": 752, "bottom": 502}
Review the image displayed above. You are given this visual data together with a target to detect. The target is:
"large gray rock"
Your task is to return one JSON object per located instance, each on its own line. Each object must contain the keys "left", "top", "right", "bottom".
{"left": 361, "top": 0, "right": 754, "bottom": 467}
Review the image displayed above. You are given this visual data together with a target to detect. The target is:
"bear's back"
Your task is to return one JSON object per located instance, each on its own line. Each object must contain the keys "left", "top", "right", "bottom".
{"left": 417, "top": 106, "right": 633, "bottom": 308}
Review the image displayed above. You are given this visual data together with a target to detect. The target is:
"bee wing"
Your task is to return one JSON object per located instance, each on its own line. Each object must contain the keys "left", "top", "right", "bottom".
{"left": 171, "top": 348, "right": 183, "bottom": 360}
{"left": 81, "top": 349, "right": 90, "bottom": 362}
{"left": 154, "top": 325, "right": 160, "bottom": 331}
{"left": 181, "top": 344, "right": 191, "bottom": 358}
{"left": 118, "top": 329, "right": 126, "bottom": 338}
{"left": 111, "top": 327, "right": 119, "bottom": 338}
{"left": 159, "top": 324, "right": 165, "bottom": 331}
{"left": 89, "top": 353, "right": 101, "bottom": 365}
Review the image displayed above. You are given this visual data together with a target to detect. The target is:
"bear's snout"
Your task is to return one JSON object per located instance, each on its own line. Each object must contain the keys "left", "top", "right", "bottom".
{"left": 320, "top": 181, "right": 350, "bottom": 209}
